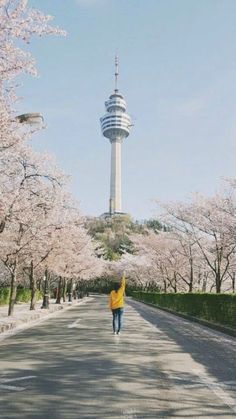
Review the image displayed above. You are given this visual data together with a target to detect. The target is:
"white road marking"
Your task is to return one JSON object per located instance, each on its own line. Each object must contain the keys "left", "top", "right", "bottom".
{"left": 0, "top": 297, "right": 95, "bottom": 343}
{"left": 67, "top": 297, "right": 95, "bottom": 328}
{"left": 0, "top": 375, "right": 36, "bottom": 392}
{"left": 0, "top": 384, "right": 25, "bottom": 391}
{"left": 68, "top": 319, "right": 81, "bottom": 328}
{"left": 0, "top": 375, "right": 36, "bottom": 383}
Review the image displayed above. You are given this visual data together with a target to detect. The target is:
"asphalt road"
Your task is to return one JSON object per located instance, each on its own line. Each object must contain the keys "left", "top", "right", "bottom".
{"left": 0, "top": 296, "right": 235, "bottom": 419}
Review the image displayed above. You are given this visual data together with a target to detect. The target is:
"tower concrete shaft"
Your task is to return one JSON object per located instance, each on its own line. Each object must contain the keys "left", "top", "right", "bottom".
{"left": 110, "top": 139, "right": 122, "bottom": 213}
{"left": 100, "top": 57, "right": 132, "bottom": 215}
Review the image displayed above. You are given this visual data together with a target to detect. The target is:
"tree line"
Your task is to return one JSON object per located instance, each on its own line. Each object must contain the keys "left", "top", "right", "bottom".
{"left": 104, "top": 189, "right": 236, "bottom": 294}
{"left": 0, "top": 1, "right": 103, "bottom": 315}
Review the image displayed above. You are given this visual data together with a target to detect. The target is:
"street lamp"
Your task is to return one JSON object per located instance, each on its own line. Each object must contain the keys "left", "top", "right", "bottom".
{"left": 15, "top": 112, "right": 47, "bottom": 307}
{"left": 17, "top": 112, "right": 47, "bottom": 307}
{"left": 16, "top": 112, "right": 44, "bottom": 127}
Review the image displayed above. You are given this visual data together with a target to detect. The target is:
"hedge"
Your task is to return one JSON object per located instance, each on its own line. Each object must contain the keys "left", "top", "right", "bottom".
{"left": 0, "top": 288, "right": 10, "bottom": 305}
{"left": 131, "top": 292, "right": 236, "bottom": 329}
{"left": 0, "top": 288, "right": 42, "bottom": 305}
{"left": 16, "top": 288, "right": 31, "bottom": 303}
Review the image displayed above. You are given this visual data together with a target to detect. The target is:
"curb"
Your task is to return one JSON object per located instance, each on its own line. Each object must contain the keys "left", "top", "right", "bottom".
{"left": 131, "top": 297, "right": 236, "bottom": 338}
{"left": 0, "top": 306, "right": 64, "bottom": 334}
{"left": 0, "top": 302, "right": 70, "bottom": 335}
{"left": 0, "top": 323, "right": 14, "bottom": 333}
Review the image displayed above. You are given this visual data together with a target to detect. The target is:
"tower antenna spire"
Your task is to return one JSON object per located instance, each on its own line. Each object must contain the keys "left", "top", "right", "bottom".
{"left": 115, "top": 55, "right": 119, "bottom": 93}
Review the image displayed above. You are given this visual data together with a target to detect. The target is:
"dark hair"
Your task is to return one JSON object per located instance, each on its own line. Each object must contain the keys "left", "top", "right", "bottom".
{"left": 113, "top": 283, "right": 120, "bottom": 292}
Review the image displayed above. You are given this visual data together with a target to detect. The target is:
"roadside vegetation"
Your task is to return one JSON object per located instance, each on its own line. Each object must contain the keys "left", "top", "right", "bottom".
{"left": 131, "top": 291, "right": 236, "bottom": 329}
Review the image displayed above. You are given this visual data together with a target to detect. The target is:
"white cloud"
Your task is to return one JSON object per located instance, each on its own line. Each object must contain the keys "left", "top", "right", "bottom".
{"left": 176, "top": 96, "right": 207, "bottom": 116}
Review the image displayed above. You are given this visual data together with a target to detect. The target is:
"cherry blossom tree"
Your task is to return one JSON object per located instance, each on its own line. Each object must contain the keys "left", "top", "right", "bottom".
{"left": 0, "top": 1, "right": 68, "bottom": 314}
{"left": 0, "top": 0, "right": 65, "bottom": 89}
{"left": 0, "top": 148, "right": 68, "bottom": 314}
{"left": 160, "top": 192, "right": 236, "bottom": 293}
{"left": 109, "top": 252, "right": 153, "bottom": 289}
{"left": 47, "top": 216, "right": 104, "bottom": 303}
{"left": 0, "top": 0, "right": 65, "bottom": 231}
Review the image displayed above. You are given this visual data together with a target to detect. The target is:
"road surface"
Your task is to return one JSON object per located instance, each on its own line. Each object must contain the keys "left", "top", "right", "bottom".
{"left": 0, "top": 295, "right": 235, "bottom": 418}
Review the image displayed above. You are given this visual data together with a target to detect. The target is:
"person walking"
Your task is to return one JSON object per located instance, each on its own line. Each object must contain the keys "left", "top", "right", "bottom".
{"left": 109, "top": 274, "right": 126, "bottom": 335}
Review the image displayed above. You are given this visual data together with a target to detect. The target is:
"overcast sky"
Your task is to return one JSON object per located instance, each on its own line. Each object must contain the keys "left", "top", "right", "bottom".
{"left": 18, "top": 0, "right": 236, "bottom": 220}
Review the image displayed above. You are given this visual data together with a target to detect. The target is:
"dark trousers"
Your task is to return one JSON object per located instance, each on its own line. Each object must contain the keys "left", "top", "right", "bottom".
{"left": 112, "top": 308, "right": 124, "bottom": 333}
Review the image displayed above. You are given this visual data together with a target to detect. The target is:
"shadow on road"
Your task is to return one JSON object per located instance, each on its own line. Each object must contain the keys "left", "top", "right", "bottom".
{"left": 0, "top": 296, "right": 234, "bottom": 418}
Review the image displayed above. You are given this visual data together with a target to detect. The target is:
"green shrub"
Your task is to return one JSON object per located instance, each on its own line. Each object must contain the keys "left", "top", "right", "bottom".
{"left": 0, "top": 287, "right": 42, "bottom": 305}
{"left": 16, "top": 288, "right": 42, "bottom": 303}
{"left": 0, "top": 288, "right": 10, "bottom": 305}
{"left": 131, "top": 292, "right": 236, "bottom": 329}
{"left": 16, "top": 288, "right": 31, "bottom": 303}
{"left": 36, "top": 290, "right": 42, "bottom": 300}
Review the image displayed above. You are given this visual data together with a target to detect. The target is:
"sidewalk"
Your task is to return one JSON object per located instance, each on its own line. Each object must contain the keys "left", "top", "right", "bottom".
{"left": 0, "top": 298, "right": 81, "bottom": 336}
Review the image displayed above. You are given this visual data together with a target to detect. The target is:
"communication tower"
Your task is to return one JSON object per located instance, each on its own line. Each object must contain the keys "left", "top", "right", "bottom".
{"left": 100, "top": 57, "right": 132, "bottom": 215}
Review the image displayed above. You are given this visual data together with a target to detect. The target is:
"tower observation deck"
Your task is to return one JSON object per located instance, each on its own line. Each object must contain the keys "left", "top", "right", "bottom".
{"left": 100, "top": 57, "right": 132, "bottom": 215}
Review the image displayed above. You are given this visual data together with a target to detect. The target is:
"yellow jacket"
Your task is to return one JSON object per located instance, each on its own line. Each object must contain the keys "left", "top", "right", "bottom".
{"left": 109, "top": 277, "right": 126, "bottom": 310}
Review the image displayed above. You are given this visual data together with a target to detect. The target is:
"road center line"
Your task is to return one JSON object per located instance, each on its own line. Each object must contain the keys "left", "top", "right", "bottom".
{"left": 0, "top": 375, "right": 36, "bottom": 392}
{"left": 68, "top": 319, "right": 81, "bottom": 328}
{"left": 0, "top": 384, "right": 26, "bottom": 391}
{"left": 0, "top": 375, "right": 36, "bottom": 383}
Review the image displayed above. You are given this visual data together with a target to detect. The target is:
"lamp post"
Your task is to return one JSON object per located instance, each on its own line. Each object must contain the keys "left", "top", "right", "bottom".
{"left": 15, "top": 112, "right": 49, "bottom": 308}
{"left": 17, "top": 112, "right": 47, "bottom": 307}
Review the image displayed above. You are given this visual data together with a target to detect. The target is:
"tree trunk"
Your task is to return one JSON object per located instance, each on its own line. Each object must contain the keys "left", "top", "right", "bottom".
{"left": 0, "top": 220, "right": 6, "bottom": 233}
{"left": 37, "top": 278, "right": 42, "bottom": 293}
{"left": 56, "top": 276, "right": 62, "bottom": 304}
{"left": 62, "top": 278, "right": 67, "bottom": 302}
{"left": 215, "top": 271, "right": 221, "bottom": 293}
{"left": 68, "top": 278, "right": 73, "bottom": 302}
{"left": 232, "top": 272, "right": 235, "bottom": 293}
{"left": 173, "top": 273, "right": 177, "bottom": 293}
{"left": 189, "top": 259, "right": 193, "bottom": 292}
{"left": 30, "top": 261, "right": 37, "bottom": 310}
{"left": 202, "top": 275, "right": 207, "bottom": 293}
{"left": 163, "top": 280, "right": 167, "bottom": 293}
{"left": 41, "top": 268, "right": 50, "bottom": 309}
{"left": 188, "top": 278, "right": 193, "bottom": 293}
{"left": 8, "top": 270, "right": 17, "bottom": 316}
